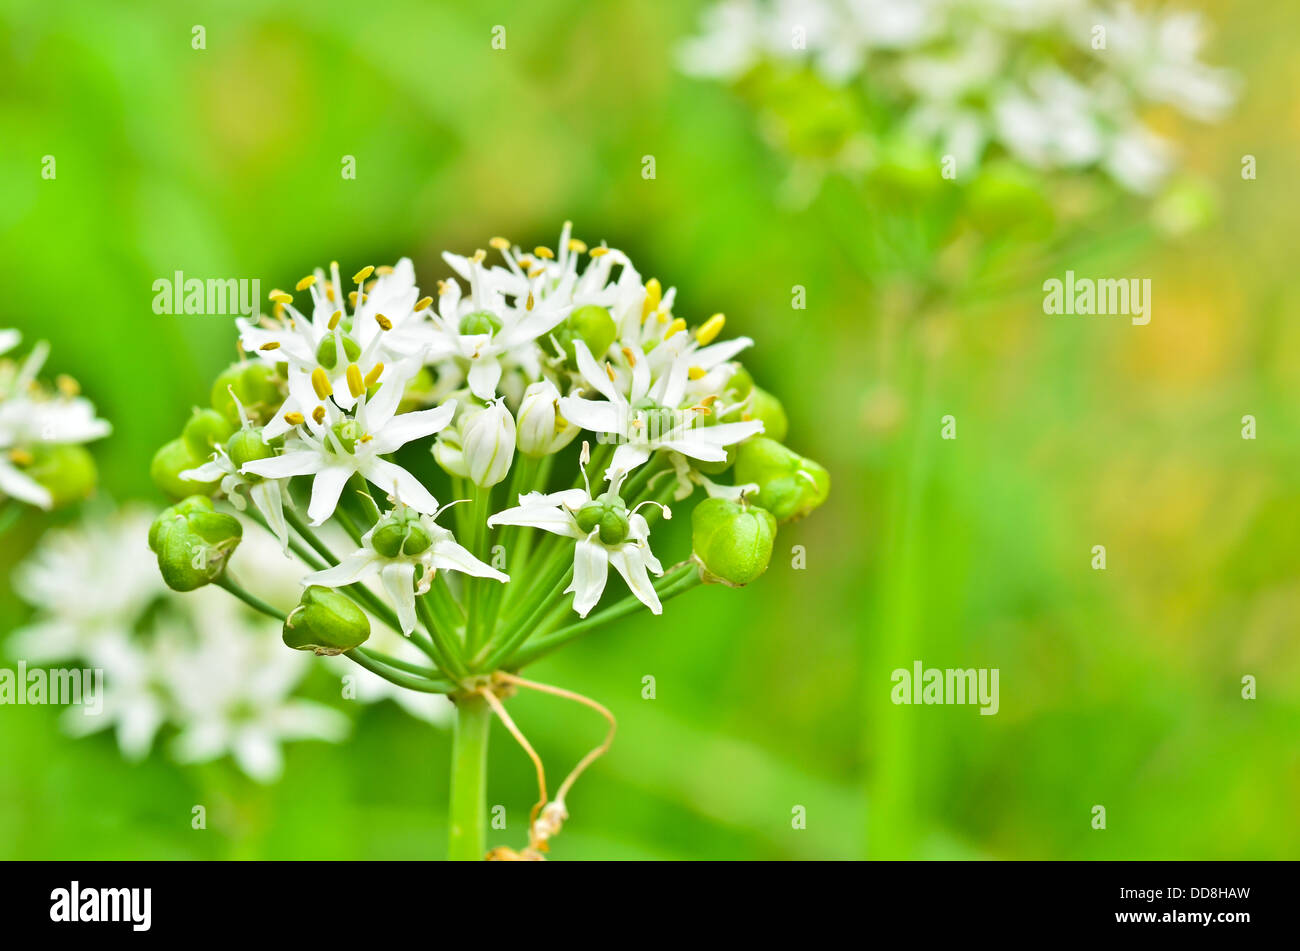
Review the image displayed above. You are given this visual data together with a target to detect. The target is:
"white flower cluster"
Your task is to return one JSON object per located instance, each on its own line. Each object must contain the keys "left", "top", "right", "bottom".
{"left": 680, "top": 0, "right": 1238, "bottom": 192}
{"left": 0, "top": 330, "right": 109, "bottom": 510}
{"left": 10, "top": 508, "right": 448, "bottom": 781}
{"left": 192, "top": 224, "right": 768, "bottom": 623}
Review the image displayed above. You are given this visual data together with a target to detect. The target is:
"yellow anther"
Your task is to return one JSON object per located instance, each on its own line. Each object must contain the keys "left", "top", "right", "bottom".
{"left": 696, "top": 313, "right": 726, "bottom": 345}
{"left": 641, "top": 278, "right": 662, "bottom": 319}
{"left": 687, "top": 366, "right": 707, "bottom": 380}
{"left": 621, "top": 346, "right": 637, "bottom": 367}
{"left": 414, "top": 296, "right": 433, "bottom": 312}
{"left": 55, "top": 374, "right": 80, "bottom": 397}
{"left": 259, "top": 341, "right": 281, "bottom": 351}
{"left": 374, "top": 313, "right": 393, "bottom": 331}
{"left": 656, "top": 311, "right": 669, "bottom": 324}
{"left": 376, "top": 264, "right": 395, "bottom": 276}
{"left": 296, "top": 275, "right": 317, "bottom": 292}
{"left": 533, "top": 246, "right": 555, "bottom": 260}
{"left": 489, "top": 236, "right": 510, "bottom": 251}
{"left": 311, "top": 367, "right": 333, "bottom": 400}
{"left": 325, "top": 286, "right": 336, "bottom": 302}
{"left": 359, "top": 433, "right": 373, "bottom": 444}
{"left": 526, "top": 291, "right": 535, "bottom": 311}
{"left": 605, "top": 363, "right": 617, "bottom": 383}
{"left": 527, "top": 267, "right": 544, "bottom": 279}
{"left": 283, "top": 412, "right": 305, "bottom": 426}
{"left": 348, "top": 291, "right": 359, "bottom": 306}
{"left": 589, "top": 247, "right": 609, "bottom": 257}
{"left": 568, "top": 238, "right": 587, "bottom": 253}
{"left": 269, "top": 290, "right": 293, "bottom": 305}
{"left": 472, "top": 249, "right": 487, "bottom": 264}
{"left": 352, "top": 265, "right": 375, "bottom": 284}
{"left": 364, "top": 363, "right": 384, "bottom": 388}
{"left": 346, "top": 363, "right": 365, "bottom": 398}
{"left": 312, "top": 405, "right": 327, "bottom": 425}
{"left": 328, "top": 310, "right": 342, "bottom": 330}
{"left": 664, "top": 318, "right": 687, "bottom": 339}
{"left": 9, "top": 448, "right": 34, "bottom": 466}
{"left": 437, "top": 280, "right": 449, "bottom": 295}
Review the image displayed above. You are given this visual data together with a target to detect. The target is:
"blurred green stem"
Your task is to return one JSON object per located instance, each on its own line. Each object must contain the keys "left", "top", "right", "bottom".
{"left": 447, "top": 692, "right": 491, "bottom": 861}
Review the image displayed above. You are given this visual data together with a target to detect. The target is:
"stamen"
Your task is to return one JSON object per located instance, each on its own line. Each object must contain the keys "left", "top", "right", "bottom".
{"left": 283, "top": 411, "right": 305, "bottom": 426}
{"left": 375, "top": 264, "right": 395, "bottom": 276}
{"left": 527, "top": 267, "right": 544, "bottom": 279}
{"left": 568, "top": 238, "right": 587, "bottom": 253}
{"left": 328, "top": 310, "right": 342, "bottom": 330}
{"left": 696, "top": 313, "right": 725, "bottom": 345}
{"left": 352, "top": 265, "right": 375, "bottom": 284}
{"left": 589, "top": 247, "right": 609, "bottom": 258}
{"left": 364, "top": 363, "right": 384, "bottom": 388}
{"left": 55, "top": 374, "right": 80, "bottom": 397}
{"left": 641, "top": 278, "right": 662, "bottom": 319}
{"left": 269, "top": 290, "right": 293, "bottom": 305}
{"left": 621, "top": 346, "right": 637, "bottom": 367}
{"left": 312, "top": 405, "right": 326, "bottom": 425}
{"left": 259, "top": 341, "right": 281, "bottom": 351}
{"left": 526, "top": 291, "right": 535, "bottom": 311}
{"left": 346, "top": 363, "right": 365, "bottom": 398}
{"left": 311, "top": 367, "right": 333, "bottom": 400}
{"left": 472, "top": 249, "right": 487, "bottom": 264}
{"left": 664, "top": 318, "right": 687, "bottom": 339}
{"left": 489, "top": 236, "right": 510, "bottom": 251}
{"left": 687, "top": 366, "right": 706, "bottom": 380}
{"left": 295, "top": 275, "right": 316, "bottom": 291}
{"left": 374, "top": 313, "right": 392, "bottom": 331}
{"left": 604, "top": 363, "right": 616, "bottom": 383}
{"left": 413, "top": 296, "right": 433, "bottom": 312}
{"left": 533, "top": 246, "right": 555, "bottom": 260}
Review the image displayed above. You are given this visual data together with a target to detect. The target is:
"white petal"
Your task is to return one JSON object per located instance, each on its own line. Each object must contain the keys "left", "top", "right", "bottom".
{"left": 467, "top": 358, "right": 504, "bottom": 401}
{"left": 369, "top": 400, "right": 457, "bottom": 455}
{"left": 360, "top": 457, "right": 439, "bottom": 514}
{"left": 380, "top": 561, "right": 419, "bottom": 634}
{"left": 565, "top": 539, "right": 610, "bottom": 617}
{"left": 607, "top": 443, "right": 651, "bottom": 478}
{"left": 242, "top": 450, "right": 325, "bottom": 480}
{"left": 0, "top": 459, "right": 52, "bottom": 508}
{"left": 307, "top": 465, "right": 355, "bottom": 524}
{"left": 609, "top": 546, "right": 663, "bottom": 614}
{"left": 557, "top": 396, "right": 623, "bottom": 435}
{"left": 488, "top": 502, "right": 581, "bottom": 538}
{"left": 304, "top": 550, "right": 379, "bottom": 588}
{"left": 572, "top": 340, "right": 622, "bottom": 402}
{"left": 430, "top": 538, "right": 509, "bottom": 581}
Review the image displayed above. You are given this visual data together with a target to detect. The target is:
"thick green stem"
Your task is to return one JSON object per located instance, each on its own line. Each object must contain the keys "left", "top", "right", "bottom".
{"left": 447, "top": 693, "right": 491, "bottom": 861}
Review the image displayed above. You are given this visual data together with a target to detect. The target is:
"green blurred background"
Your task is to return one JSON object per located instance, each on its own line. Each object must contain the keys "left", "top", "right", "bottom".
{"left": 1, "top": 0, "right": 1297, "bottom": 859}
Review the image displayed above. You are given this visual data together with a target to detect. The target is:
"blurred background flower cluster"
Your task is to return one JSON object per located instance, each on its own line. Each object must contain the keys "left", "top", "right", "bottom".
{"left": 1, "top": 0, "right": 1296, "bottom": 859}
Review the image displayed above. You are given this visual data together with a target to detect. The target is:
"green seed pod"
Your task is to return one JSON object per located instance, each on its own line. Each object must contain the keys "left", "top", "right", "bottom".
{"left": 151, "top": 438, "right": 218, "bottom": 499}
{"left": 182, "top": 408, "right": 237, "bottom": 459}
{"left": 691, "top": 497, "right": 777, "bottom": 586}
{"left": 459, "top": 310, "right": 503, "bottom": 337}
{"left": 282, "top": 585, "right": 370, "bottom": 654}
{"left": 575, "top": 498, "right": 630, "bottom": 545}
{"left": 733, "top": 437, "right": 830, "bottom": 523}
{"left": 315, "top": 331, "right": 362, "bottom": 371}
{"left": 211, "top": 362, "right": 283, "bottom": 426}
{"left": 723, "top": 365, "right": 754, "bottom": 404}
{"left": 22, "top": 444, "right": 97, "bottom": 509}
{"left": 225, "top": 428, "right": 275, "bottom": 481}
{"left": 554, "top": 305, "right": 617, "bottom": 367}
{"left": 746, "top": 386, "right": 787, "bottom": 443}
{"left": 148, "top": 496, "right": 243, "bottom": 592}
{"left": 370, "top": 511, "right": 433, "bottom": 558}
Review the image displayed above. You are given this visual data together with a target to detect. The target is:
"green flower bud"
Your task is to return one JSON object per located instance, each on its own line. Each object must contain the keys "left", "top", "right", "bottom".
{"left": 283, "top": 585, "right": 370, "bottom": 654}
{"left": 22, "top": 444, "right": 97, "bottom": 509}
{"left": 225, "top": 428, "right": 275, "bottom": 479}
{"left": 575, "top": 497, "right": 630, "bottom": 545}
{"left": 459, "top": 310, "right": 503, "bottom": 337}
{"left": 151, "top": 438, "right": 217, "bottom": 499}
{"left": 398, "top": 367, "right": 438, "bottom": 413}
{"left": 691, "top": 497, "right": 777, "bottom": 586}
{"left": 211, "top": 362, "right": 283, "bottom": 426}
{"left": 723, "top": 365, "right": 754, "bottom": 404}
{"left": 370, "top": 510, "right": 433, "bottom": 558}
{"left": 148, "top": 496, "right": 243, "bottom": 591}
{"left": 182, "top": 408, "right": 237, "bottom": 459}
{"left": 315, "top": 331, "right": 362, "bottom": 371}
{"left": 554, "top": 305, "right": 617, "bottom": 367}
{"left": 733, "top": 438, "right": 830, "bottom": 523}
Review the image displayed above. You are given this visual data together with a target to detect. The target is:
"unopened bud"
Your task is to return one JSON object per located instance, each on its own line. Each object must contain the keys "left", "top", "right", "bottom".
{"left": 516, "top": 381, "right": 579, "bottom": 457}
{"left": 182, "top": 408, "right": 236, "bottom": 459}
{"left": 733, "top": 438, "right": 829, "bottom": 523}
{"left": 461, "top": 400, "right": 515, "bottom": 487}
{"left": 691, "top": 497, "right": 776, "bottom": 586}
{"left": 151, "top": 438, "right": 218, "bottom": 499}
{"left": 148, "top": 496, "right": 243, "bottom": 591}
